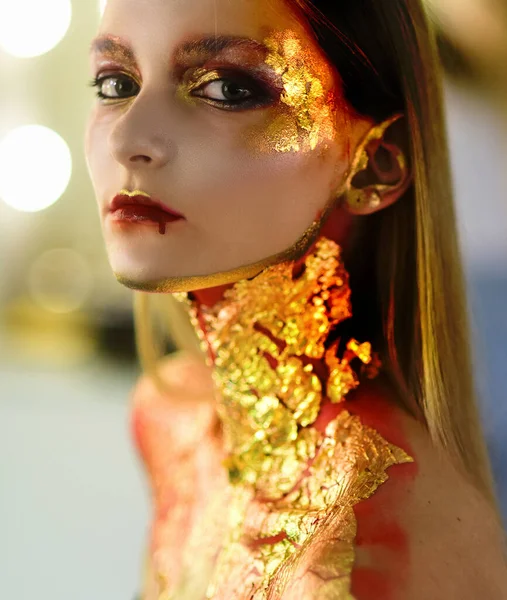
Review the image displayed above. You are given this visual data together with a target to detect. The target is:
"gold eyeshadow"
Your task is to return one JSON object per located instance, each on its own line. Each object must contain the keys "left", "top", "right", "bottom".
{"left": 176, "top": 64, "right": 282, "bottom": 111}
{"left": 90, "top": 30, "right": 337, "bottom": 133}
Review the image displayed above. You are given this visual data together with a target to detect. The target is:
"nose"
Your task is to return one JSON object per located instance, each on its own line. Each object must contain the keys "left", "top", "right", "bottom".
{"left": 108, "top": 90, "right": 177, "bottom": 170}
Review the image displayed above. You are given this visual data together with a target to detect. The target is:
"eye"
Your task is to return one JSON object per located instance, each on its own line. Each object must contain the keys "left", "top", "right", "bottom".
{"left": 195, "top": 79, "right": 251, "bottom": 102}
{"left": 189, "top": 71, "right": 277, "bottom": 111}
{"left": 88, "top": 73, "right": 139, "bottom": 101}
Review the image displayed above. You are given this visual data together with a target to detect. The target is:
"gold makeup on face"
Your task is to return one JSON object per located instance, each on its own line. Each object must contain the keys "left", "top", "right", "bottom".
{"left": 244, "top": 30, "right": 338, "bottom": 155}
{"left": 92, "top": 31, "right": 344, "bottom": 294}
{"left": 171, "top": 30, "right": 338, "bottom": 155}
{"left": 176, "top": 67, "right": 225, "bottom": 106}
{"left": 110, "top": 31, "right": 347, "bottom": 294}
{"left": 119, "top": 189, "right": 150, "bottom": 197}
{"left": 89, "top": 30, "right": 337, "bottom": 153}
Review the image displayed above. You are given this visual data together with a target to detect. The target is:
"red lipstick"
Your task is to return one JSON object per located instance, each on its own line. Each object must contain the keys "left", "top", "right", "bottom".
{"left": 109, "top": 190, "right": 185, "bottom": 235}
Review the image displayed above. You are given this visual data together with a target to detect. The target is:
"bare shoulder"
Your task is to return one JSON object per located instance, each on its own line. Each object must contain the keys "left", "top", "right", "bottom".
{"left": 131, "top": 350, "right": 215, "bottom": 402}
{"left": 346, "top": 381, "right": 507, "bottom": 600}
{"left": 130, "top": 350, "right": 220, "bottom": 454}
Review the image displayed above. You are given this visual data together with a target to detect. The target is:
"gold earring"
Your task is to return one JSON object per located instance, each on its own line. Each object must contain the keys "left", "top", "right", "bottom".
{"left": 342, "top": 114, "right": 405, "bottom": 210}
{"left": 346, "top": 188, "right": 382, "bottom": 211}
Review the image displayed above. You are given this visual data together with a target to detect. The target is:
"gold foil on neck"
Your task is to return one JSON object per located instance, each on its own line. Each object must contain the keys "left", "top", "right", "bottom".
{"left": 175, "top": 237, "right": 382, "bottom": 497}
{"left": 167, "top": 237, "right": 412, "bottom": 598}
{"left": 137, "top": 236, "right": 417, "bottom": 599}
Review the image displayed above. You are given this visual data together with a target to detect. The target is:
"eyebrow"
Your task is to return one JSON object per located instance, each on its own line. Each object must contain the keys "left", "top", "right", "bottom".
{"left": 89, "top": 34, "right": 268, "bottom": 64}
{"left": 89, "top": 34, "right": 136, "bottom": 62}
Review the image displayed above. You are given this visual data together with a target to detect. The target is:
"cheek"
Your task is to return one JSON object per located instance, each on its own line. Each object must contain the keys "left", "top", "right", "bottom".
{"left": 234, "top": 148, "right": 337, "bottom": 215}
{"left": 229, "top": 99, "right": 351, "bottom": 210}
{"left": 84, "top": 113, "right": 113, "bottom": 189}
{"left": 179, "top": 120, "right": 345, "bottom": 252}
{"left": 197, "top": 110, "right": 346, "bottom": 220}
{"left": 84, "top": 108, "right": 99, "bottom": 165}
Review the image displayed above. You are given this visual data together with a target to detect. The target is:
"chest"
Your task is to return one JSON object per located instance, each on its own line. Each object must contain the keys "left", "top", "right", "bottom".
{"left": 145, "top": 409, "right": 413, "bottom": 599}
{"left": 168, "top": 486, "right": 358, "bottom": 600}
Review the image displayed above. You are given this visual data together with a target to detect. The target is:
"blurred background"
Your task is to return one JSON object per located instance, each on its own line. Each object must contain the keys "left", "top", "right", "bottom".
{"left": 0, "top": 0, "right": 506, "bottom": 599}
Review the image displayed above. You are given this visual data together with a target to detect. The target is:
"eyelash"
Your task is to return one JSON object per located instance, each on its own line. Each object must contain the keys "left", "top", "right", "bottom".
{"left": 87, "top": 71, "right": 276, "bottom": 111}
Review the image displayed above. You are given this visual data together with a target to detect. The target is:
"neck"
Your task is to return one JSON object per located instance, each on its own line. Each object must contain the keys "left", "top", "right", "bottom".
{"left": 174, "top": 236, "right": 380, "bottom": 499}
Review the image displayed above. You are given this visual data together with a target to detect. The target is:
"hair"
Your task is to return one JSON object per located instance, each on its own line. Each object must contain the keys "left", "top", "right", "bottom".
{"left": 133, "top": 0, "right": 499, "bottom": 508}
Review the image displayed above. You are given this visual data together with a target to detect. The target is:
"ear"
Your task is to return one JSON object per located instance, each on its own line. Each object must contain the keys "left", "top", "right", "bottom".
{"left": 343, "top": 114, "right": 412, "bottom": 216}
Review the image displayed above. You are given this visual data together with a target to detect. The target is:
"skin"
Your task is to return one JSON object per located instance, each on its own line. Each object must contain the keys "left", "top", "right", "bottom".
{"left": 84, "top": 0, "right": 410, "bottom": 303}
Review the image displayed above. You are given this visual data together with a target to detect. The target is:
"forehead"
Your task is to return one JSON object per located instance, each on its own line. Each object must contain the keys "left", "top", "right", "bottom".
{"left": 98, "top": 0, "right": 313, "bottom": 50}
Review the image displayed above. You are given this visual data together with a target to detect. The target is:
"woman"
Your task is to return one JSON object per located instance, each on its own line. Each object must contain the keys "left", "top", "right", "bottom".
{"left": 85, "top": 0, "right": 507, "bottom": 597}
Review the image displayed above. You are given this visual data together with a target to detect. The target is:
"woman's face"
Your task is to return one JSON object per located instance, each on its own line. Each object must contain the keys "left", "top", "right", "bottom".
{"left": 85, "top": 0, "right": 372, "bottom": 292}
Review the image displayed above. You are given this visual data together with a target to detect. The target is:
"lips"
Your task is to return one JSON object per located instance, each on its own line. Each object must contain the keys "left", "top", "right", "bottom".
{"left": 108, "top": 192, "right": 185, "bottom": 235}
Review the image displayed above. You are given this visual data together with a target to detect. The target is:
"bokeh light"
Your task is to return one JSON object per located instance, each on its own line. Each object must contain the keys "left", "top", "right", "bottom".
{"left": 27, "top": 248, "right": 93, "bottom": 314}
{"left": 0, "top": 0, "right": 72, "bottom": 58}
{"left": 0, "top": 125, "right": 72, "bottom": 213}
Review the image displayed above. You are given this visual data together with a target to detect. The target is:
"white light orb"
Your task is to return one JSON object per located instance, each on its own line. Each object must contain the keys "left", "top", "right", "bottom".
{"left": 0, "top": 125, "right": 72, "bottom": 213}
{"left": 0, "top": 0, "right": 72, "bottom": 58}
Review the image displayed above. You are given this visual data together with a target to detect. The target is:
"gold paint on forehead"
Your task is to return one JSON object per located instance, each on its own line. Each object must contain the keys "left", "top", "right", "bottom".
{"left": 246, "top": 30, "right": 337, "bottom": 154}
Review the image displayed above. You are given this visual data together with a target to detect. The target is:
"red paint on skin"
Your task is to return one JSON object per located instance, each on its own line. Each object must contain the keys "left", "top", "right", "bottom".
{"left": 260, "top": 351, "right": 278, "bottom": 371}
{"left": 351, "top": 568, "right": 393, "bottom": 600}
{"left": 345, "top": 378, "right": 418, "bottom": 473}
{"left": 312, "top": 397, "right": 344, "bottom": 434}
{"left": 192, "top": 283, "right": 234, "bottom": 308}
{"left": 318, "top": 203, "right": 354, "bottom": 250}
{"left": 355, "top": 519, "right": 408, "bottom": 553}
{"left": 346, "top": 378, "right": 417, "bottom": 598}
{"left": 248, "top": 531, "right": 289, "bottom": 549}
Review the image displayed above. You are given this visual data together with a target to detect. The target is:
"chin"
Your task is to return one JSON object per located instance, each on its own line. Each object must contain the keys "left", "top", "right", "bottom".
{"left": 110, "top": 251, "right": 281, "bottom": 294}
{"left": 109, "top": 260, "right": 191, "bottom": 293}
{"left": 114, "top": 273, "right": 178, "bottom": 293}
{"left": 105, "top": 220, "right": 323, "bottom": 294}
{"left": 113, "top": 266, "right": 265, "bottom": 294}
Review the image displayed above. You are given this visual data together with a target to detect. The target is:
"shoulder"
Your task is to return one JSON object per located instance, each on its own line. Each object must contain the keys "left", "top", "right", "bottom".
{"left": 346, "top": 379, "right": 507, "bottom": 600}
{"left": 130, "top": 350, "right": 220, "bottom": 455}
{"left": 131, "top": 350, "right": 215, "bottom": 403}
